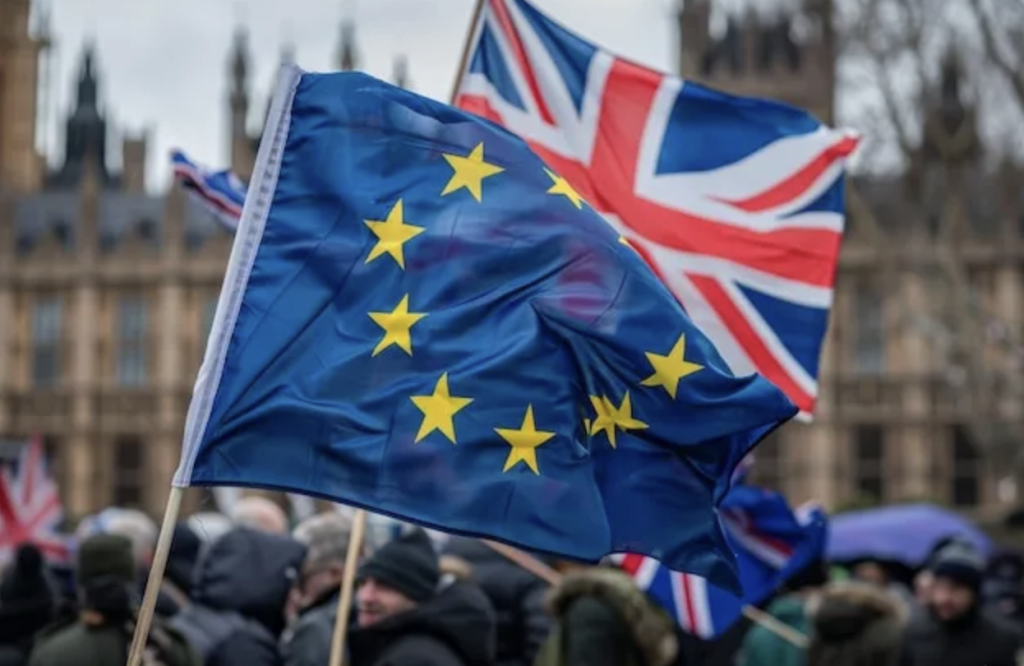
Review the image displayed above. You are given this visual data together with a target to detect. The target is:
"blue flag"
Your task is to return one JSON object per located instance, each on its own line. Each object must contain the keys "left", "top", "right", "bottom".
{"left": 175, "top": 64, "right": 797, "bottom": 590}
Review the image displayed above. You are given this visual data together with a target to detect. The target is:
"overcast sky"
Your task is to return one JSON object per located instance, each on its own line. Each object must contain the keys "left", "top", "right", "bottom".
{"left": 37, "top": 0, "right": 844, "bottom": 192}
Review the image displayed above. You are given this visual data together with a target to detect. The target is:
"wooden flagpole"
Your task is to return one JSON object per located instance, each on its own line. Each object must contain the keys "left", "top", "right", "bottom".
{"left": 448, "top": 0, "right": 487, "bottom": 104}
{"left": 327, "top": 508, "right": 368, "bottom": 666}
{"left": 480, "top": 540, "right": 809, "bottom": 649}
{"left": 126, "top": 486, "right": 186, "bottom": 666}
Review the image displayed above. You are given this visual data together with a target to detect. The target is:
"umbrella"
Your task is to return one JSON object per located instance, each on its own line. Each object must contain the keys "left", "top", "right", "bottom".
{"left": 828, "top": 503, "right": 993, "bottom": 567}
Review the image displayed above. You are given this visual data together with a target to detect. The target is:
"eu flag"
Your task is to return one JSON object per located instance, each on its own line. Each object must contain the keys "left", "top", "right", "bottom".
{"left": 174, "top": 64, "right": 797, "bottom": 590}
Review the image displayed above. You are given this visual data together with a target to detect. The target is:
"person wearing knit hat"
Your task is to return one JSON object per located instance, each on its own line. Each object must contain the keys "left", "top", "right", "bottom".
{"left": 0, "top": 544, "right": 57, "bottom": 666}
{"left": 902, "top": 540, "right": 1019, "bottom": 666}
{"left": 26, "top": 534, "right": 201, "bottom": 666}
{"left": 356, "top": 528, "right": 440, "bottom": 627}
{"left": 349, "top": 528, "right": 497, "bottom": 666}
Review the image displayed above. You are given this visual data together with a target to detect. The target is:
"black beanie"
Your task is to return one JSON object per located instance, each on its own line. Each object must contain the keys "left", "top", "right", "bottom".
{"left": 930, "top": 541, "right": 985, "bottom": 592}
{"left": 358, "top": 528, "right": 439, "bottom": 602}
{"left": 0, "top": 544, "right": 56, "bottom": 610}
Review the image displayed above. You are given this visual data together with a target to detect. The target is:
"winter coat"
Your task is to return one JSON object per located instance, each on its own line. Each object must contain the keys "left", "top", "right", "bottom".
{"left": 348, "top": 576, "right": 497, "bottom": 666}
{"left": 807, "top": 581, "right": 907, "bottom": 666}
{"left": 281, "top": 591, "right": 346, "bottom": 666}
{"left": 735, "top": 594, "right": 808, "bottom": 666}
{"left": 171, "top": 527, "right": 307, "bottom": 666}
{"left": 27, "top": 616, "right": 199, "bottom": 666}
{"left": 533, "top": 567, "right": 678, "bottom": 666}
{"left": 443, "top": 537, "right": 550, "bottom": 666}
{"left": 902, "top": 600, "right": 1018, "bottom": 666}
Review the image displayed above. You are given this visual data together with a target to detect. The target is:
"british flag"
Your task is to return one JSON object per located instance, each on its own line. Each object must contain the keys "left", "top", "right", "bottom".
{"left": 615, "top": 485, "right": 828, "bottom": 638}
{"left": 0, "top": 436, "right": 70, "bottom": 564}
{"left": 454, "top": 0, "right": 859, "bottom": 417}
{"left": 171, "top": 149, "right": 246, "bottom": 233}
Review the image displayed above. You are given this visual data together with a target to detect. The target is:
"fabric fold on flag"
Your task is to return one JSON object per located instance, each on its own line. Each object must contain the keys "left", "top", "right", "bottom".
{"left": 173, "top": 63, "right": 797, "bottom": 592}
{"left": 454, "top": 0, "right": 859, "bottom": 419}
{"left": 617, "top": 485, "right": 828, "bottom": 638}
{"left": 171, "top": 149, "right": 246, "bottom": 232}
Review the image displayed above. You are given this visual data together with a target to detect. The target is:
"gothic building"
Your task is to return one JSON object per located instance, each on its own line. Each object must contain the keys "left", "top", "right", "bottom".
{"left": 0, "top": 3, "right": 406, "bottom": 518}
{"left": 678, "top": 0, "right": 1024, "bottom": 514}
{"left": 2, "top": 0, "right": 1021, "bottom": 519}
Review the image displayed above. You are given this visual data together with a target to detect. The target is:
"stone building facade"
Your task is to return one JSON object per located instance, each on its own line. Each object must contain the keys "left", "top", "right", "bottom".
{"left": 2, "top": 0, "right": 1021, "bottom": 519}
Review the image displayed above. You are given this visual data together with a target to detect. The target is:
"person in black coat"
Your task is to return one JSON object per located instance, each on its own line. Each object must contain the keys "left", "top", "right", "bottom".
{"left": 442, "top": 537, "right": 549, "bottom": 666}
{"left": 0, "top": 545, "right": 57, "bottom": 666}
{"left": 171, "top": 527, "right": 307, "bottom": 666}
{"left": 350, "top": 529, "right": 496, "bottom": 666}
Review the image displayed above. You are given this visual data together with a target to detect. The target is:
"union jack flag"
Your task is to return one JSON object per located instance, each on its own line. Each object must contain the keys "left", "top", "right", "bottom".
{"left": 0, "top": 436, "right": 70, "bottom": 564}
{"left": 454, "top": 0, "right": 859, "bottom": 417}
{"left": 615, "top": 485, "right": 828, "bottom": 638}
{"left": 171, "top": 149, "right": 246, "bottom": 233}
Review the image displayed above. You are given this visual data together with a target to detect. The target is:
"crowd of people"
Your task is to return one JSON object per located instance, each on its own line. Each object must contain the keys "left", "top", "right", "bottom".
{"left": 0, "top": 496, "right": 1021, "bottom": 666}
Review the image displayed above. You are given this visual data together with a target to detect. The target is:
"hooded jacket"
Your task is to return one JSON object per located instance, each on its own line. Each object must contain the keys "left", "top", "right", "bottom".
{"left": 533, "top": 567, "right": 678, "bottom": 666}
{"left": 171, "top": 527, "right": 307, "bottom": 666}
{"left": 808, "top": 581, "right": 907, "bottom": 666}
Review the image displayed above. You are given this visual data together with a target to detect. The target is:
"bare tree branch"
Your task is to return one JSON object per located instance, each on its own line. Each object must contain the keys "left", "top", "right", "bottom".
{"left": 968, "top": 0, "right": 1024, "bottom": 109}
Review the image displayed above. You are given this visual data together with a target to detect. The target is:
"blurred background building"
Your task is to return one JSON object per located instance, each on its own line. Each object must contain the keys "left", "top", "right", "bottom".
{"left": 1, "top": 0, "right": 1023, "bottom": 520}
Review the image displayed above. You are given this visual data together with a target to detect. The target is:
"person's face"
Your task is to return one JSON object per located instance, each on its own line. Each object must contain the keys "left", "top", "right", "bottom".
{"left": 914, "top": 570, "right": 934, "bottom": 604}
{"left": 853, "top": 561, "right": 887, "bottom": 586}
{"left": 298, "top": 562, "right": 344, "bottom": 609}
{"left": 356, "top": 577, "right": 416, "bottom": 627}
{"left": 929, "top": 577, "right": 975, "bottom": 622}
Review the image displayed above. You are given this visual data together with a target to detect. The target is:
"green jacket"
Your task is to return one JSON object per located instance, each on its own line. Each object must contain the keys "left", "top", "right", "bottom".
{"left": 28, "top": 616, "right": 201, "bottom": 666}
{"left": 736, "top": 594, "right": 809, "bottom": 666}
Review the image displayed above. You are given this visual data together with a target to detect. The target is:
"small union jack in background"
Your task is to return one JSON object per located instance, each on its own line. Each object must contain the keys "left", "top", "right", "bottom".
{"left": 0, "top": 436, "right": 71, "bottom": 565}
{"left": 171, "top": 149, "right": 246, "bottom": 233}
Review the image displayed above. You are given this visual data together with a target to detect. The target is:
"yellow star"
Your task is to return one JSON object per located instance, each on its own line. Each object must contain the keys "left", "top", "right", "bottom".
{"left": 588, "top": 395, "right": 617, "bottom": 446}
{"left": 619, "top": 236, "right": 635, "bottom": 250}
{"left": 641, "top": 334, "right": 704, "bottom": 400}
{"left": 495, "top": 405, "right": 556, "bottom": 475}
{"left": 608, "top": 392, "right": 648, "bottom": 444}
{"left": 410, "top": 373, "right": 473, "bottom": 444}
{"left": 364, "top": 200, "right": 425, "bottom": 269}
{"left": 368, "top": 294, "right": 427, "bottom": 357}
{"left": 544, "top": 168, "right": 585, "bottom": 209}
{"left": 441, "top": 142, "right": 505, "bottom": 202}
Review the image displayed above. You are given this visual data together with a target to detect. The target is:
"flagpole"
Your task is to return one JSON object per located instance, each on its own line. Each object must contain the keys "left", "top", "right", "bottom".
{"left": 447, "top": 0, "right": 486, "bottom": 104}
{"left": 126, "top": 486, "right": 185, "bottom": 666}
{"left": 327, "top": 508, "right": 368, "bottom": 666}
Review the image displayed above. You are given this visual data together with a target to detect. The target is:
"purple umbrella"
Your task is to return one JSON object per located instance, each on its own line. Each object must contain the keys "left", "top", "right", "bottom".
{"left": 828, "top": 503, "right": 993, "bottom": 567}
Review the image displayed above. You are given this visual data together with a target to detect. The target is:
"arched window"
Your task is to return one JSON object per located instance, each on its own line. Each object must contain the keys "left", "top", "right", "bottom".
{"left": 138, "top": 218, "right": 157, "bottom": 242}
{"left": 853, "top": 425, "right": 885, "bottom": 503}
{"left": 51, "top": 218, "right": 71, "bottom": 250}
{"left": 951, "top": 426, "right": 980, "bottom": 507}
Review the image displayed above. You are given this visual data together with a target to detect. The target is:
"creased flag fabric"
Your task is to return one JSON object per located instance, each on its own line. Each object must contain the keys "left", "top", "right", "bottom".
{"left": 174, "top": 63, "right": 797, "bottom": 590}
{"left": 454, "top": 0, "right": 859, "bottom": 419}
{"left": 617, "top": 485, "right": 828, "bottom": 637}
{"left": 171, "top": 149, "right": 246, "bottom": 233}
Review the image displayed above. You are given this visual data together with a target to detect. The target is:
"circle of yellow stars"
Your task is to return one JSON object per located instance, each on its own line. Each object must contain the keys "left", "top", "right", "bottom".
{"left": 359, "top": 140, "right": 705, "bottom": 475}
